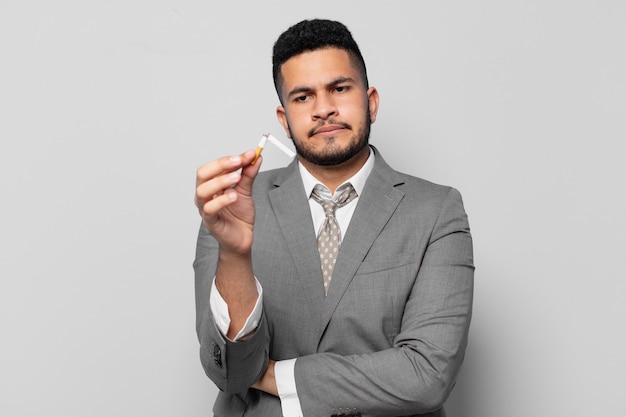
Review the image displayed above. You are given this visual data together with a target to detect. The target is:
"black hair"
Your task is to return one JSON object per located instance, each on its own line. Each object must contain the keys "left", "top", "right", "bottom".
{"left": 272, "top": 19, "right": 369, "bottom": 103}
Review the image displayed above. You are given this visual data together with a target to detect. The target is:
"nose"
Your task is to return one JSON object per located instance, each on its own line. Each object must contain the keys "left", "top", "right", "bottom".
{"left": 312, "top": 93, "right": 337, "bottom": 120}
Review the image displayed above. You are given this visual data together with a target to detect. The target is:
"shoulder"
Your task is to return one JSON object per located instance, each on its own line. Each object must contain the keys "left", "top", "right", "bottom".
{"left": 369, "top": 149, "right": 468, "bottom": 230}
{"left": 399, "top": 174, "right": 460, "bottom": 202}
{"left": 371, "top": 147, "right": 461, "bottom": 203}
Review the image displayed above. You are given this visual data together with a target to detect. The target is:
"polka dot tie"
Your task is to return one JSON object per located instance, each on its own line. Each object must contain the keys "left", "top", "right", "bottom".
{"left": 311, "top": 183, "right": 358, "bottom": 295}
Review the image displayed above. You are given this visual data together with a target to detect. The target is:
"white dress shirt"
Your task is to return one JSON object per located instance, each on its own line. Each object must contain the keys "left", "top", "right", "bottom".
{"left": 210, "top": 148, "right": 375, "bottom": 417}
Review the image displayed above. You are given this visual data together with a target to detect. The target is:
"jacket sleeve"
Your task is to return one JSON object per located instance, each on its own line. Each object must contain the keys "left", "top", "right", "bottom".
{"left": 295, "top": 187, "right": 474, "bottom": 416}
{"left": 193, "top": 224, "right": 270, "bottom": 394}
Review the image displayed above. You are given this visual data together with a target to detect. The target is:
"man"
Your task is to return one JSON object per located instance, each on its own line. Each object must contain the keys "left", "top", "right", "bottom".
{"left": 194, "top": 19, "right": 474, "bottom": 417}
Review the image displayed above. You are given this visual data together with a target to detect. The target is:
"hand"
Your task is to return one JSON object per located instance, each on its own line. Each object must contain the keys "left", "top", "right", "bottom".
{"left": 252, "top": 359, "right": 278, "bottom": 397}
{"left": 195, "top": 150, "right": 262, "bottom": 255}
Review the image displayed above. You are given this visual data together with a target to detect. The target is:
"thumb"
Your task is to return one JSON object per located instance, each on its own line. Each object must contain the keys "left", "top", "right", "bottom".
{"left": 238, "top": 151, "right": 262, "bottom": 194}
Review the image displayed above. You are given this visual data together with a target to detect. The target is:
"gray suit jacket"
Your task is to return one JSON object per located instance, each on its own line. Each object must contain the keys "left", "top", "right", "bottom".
{"left": 194, "top": 147, "right": 474, "bottom": 417}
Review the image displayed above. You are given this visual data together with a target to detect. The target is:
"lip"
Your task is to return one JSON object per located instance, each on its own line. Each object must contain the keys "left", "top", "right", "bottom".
{"left": 313, "top": 125, "right": 346, "bottom": 136}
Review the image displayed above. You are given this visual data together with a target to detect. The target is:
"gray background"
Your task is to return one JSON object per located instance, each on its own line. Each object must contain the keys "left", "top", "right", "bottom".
{"left": 1, "top": 1, "right": 624, "bottom": 416}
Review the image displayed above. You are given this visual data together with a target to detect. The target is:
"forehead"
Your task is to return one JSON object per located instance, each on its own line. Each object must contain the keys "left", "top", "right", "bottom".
{"left": 279, "top": 48, "right": 362, "bottom": 91}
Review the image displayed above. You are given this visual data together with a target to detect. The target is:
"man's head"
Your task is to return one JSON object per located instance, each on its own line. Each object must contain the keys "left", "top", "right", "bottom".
{"left": 272, "top": 19, "right": 369, "bottom": 105}
{"left": 273, "top": 19, "right": 379, "bottom": 172}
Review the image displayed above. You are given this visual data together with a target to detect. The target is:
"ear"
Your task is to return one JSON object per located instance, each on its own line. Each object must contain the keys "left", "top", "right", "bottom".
{"left": 367, "top": 87, "right": 380, "bottom": 123}
{"left": 276, "top": 105, "right": 291, "bottom": 138}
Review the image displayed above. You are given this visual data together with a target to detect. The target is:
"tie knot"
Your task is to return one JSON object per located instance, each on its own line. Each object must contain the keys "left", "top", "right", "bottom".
{"left": 311, "top": 183, "right": 357, "bottom": 217}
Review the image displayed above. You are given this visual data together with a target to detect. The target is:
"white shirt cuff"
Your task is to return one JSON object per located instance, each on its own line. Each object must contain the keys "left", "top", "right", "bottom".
{"left": 209, "top": 277, "right": 263, "bottom": 341}
{"left": 275, "top": 358, "right": 303, "bottom": 417}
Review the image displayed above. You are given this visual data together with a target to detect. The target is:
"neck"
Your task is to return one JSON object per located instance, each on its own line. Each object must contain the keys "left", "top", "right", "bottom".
{"left": 298, "top": 146, "right": 370, "bottom": 194}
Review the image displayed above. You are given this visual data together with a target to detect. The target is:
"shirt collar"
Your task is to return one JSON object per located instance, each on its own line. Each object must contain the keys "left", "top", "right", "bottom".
{"left": 299, "top": 146, "right": 375, "bottom": 198}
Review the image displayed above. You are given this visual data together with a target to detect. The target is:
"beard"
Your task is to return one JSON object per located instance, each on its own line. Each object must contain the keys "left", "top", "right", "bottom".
{"left": 289, "top": 112, "right": 372, "bottom": 166}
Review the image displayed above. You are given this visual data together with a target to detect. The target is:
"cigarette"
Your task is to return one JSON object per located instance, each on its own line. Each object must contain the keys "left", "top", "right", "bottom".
{"left": 250, "top": 133, "right": 296, "bottom": 165}
{"left": 250, "top": 134, "right": 268, "bottom": 165}
{"left": 267, "top": 134, "right": 296, "bottom": 158}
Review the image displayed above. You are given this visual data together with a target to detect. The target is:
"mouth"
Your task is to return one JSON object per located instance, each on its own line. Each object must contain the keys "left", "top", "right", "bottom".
{"left": 311, "top": 124, "right": 349, "bottom": 137}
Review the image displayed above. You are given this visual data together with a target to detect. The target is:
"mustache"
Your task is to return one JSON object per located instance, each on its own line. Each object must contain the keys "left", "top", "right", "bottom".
{"left": 307, "top": 120, "right": 352, "bottom": 137}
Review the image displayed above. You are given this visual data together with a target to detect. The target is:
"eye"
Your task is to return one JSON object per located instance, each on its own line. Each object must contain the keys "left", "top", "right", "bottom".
{"left": 334, "top": 85, "right": 348, "bottom": 93}
{"left": 295, "top": 94, "right": 310, "bottom": 103}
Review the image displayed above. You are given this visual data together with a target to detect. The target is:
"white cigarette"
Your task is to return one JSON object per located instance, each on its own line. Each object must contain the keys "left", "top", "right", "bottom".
{"left": 267, "top": 134, "right": 296, "bottom": 158}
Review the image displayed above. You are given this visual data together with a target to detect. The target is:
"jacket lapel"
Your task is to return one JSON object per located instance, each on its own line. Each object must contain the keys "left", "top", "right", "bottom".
{"left": 268, "top": 161, "right": 326, "bottom": 336}
{"left": 319, "top": 149, "right": 406, "bottom": 338}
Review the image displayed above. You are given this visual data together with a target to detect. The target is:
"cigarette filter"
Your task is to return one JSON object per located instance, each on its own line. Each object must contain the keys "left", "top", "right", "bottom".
{"left": 251, "top": 134, "right": 268, "bottom": 165}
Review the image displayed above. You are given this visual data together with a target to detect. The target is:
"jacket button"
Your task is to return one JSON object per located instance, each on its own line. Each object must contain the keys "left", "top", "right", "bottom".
{"left": 212, "top": 343, "right": 222, "bottom": 368}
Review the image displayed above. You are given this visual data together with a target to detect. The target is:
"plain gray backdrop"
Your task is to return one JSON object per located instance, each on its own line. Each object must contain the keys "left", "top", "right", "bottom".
{"left": 1, "top": 1, "right": 624, "bottom": 416}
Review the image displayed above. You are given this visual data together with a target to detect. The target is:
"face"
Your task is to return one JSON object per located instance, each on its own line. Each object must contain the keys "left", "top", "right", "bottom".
{"left": 276, "top": 48, "right": 379, "bottom": 167}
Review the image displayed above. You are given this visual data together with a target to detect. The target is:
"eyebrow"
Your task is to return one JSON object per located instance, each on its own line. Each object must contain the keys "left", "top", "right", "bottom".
{"left": 286, "top": 76, "right": 356, "bottom": 99}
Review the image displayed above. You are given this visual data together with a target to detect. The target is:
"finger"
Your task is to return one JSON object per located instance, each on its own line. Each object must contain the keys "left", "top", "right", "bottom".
{"left": 195, "top": 170, "right": 241, "bottom": 209}
{"left": 201, "top": 189, "right": 238, "bottom": 220}
{"left": 236, "top": 151, "right": 263, "bottom": 194}
{"left": 196, "top": 154, "right": 245, "bottom": 187}
{"left": 239, "top": 149, "right": 258, "bottom": 167}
